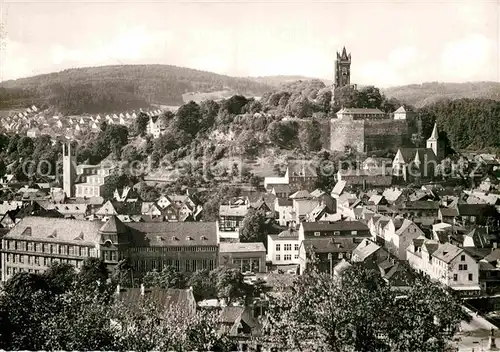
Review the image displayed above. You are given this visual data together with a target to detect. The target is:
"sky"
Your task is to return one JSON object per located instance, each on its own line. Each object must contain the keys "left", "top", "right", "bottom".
{"left": 0, "top": 0, "right": 499, "bottom": 87}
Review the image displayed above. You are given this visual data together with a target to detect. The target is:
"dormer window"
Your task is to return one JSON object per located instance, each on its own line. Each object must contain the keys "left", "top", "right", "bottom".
{"left": 156, "top": 236, "right": 164, "bottom": 242}
{"left": 200, "top": 236, "right": 207, "bottom": 241}
{"left": 334, "top": 231, "right": 340, "bottom": 236}
{"left": 172, "top": 236, "right": 179, "bottom": 241}
{"left": 314, "top": 231, "right": 320, "bottom": 237}
{"left": 187, "top": 236, "right": 193, "bottom": 241}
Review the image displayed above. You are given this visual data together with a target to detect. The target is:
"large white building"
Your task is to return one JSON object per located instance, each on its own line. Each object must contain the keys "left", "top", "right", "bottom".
{"left": 267, "top": 229, "right": 300, "bottom": 266}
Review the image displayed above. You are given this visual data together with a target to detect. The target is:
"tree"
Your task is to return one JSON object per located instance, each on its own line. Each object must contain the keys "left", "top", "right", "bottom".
{"left": 266, "top": 121, "right": 299, "bottom": 149}
{"left": 0, "top": 272, "right": 55, "bottom": 350}
{"left": 134, "top": 112, "right": 150, "bottom": 136}
{"left": 411, "top": 132, "right": 424, "bottom": 147}
{"left": 315, "top": 151, "right": 337, "bottom": 193}
{"left": 214, "top": 267, "right": 248, "bottom": 303}
{"left": 199, "top": 100, "right": 219, "bottom": 132}
{"left": 102, "top": 173, "right": 132, "bottom": 200}
{"left": 142, "top": 265, "right": 185, "bottom": 289}
{"left": 121, "top": 145, "right": 140, "bottom": 163}
{"left": 240, "top": 208, "right": 268, "bottom": 243}
{"left": 111, "top": 259, "right": 134, "bottom": 287}
{"left": 175, "top": 101, "right": 202, "bottom": 137}
{"left": 187, "top": 269, "right": 217, "bottom": 301}
{"left": 43, "top": 262, "right": 76, "bottom": 294}
{"left": 77, "top": 258, "right": 109, "bottom": 292}
{"left": 316, "top": 88, "right": 333, "bottom": 113}
{"left": 298, "top": 120, "right": 322, "bottom": 152}
{"left": 265, "top": 263, "right": 467, "bottom": 352}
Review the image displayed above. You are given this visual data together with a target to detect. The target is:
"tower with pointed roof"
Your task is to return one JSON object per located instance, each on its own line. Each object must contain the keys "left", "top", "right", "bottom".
{"left": 62, "top": 143, "right": 76, "bottom": 198}
{"left": 426, "top": 123, "right": 444, "bottom": 160}
{"left": 334, "top": 47, "right": 351, "bottom": 89}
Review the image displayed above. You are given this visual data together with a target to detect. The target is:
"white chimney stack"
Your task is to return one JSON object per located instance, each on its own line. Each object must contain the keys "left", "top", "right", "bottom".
{"left": 140, "top": 283, "right": 145, "bottom": 296}
{"left": 116, "top": 284, "right": 121, "bottom": 295}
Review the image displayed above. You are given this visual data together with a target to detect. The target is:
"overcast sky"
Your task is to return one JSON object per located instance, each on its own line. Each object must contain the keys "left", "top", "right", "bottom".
{"left": 0, "top": 0, "right": 499, "bottom": 87}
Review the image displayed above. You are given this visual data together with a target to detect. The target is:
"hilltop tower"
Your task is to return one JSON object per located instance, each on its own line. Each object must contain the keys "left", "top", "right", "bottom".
{"left": 426, "top": 123, "right": 444, "bottom": 161}
{"left": 62, "top": 143, "right": 76, "bottom": 198}
{"left": 334, "top": 46, "right": 351, "bottom": 89}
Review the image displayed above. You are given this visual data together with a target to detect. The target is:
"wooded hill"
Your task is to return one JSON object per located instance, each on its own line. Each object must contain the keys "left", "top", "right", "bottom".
{"left": 382, "top": 81, "right": 500, "bottom": 108}
{"left": 0, "top": 65, "right": 273, "bottom": 114}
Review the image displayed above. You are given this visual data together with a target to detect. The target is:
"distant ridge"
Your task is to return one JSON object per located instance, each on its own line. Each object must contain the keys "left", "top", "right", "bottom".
{"left": 382, "top": 81, "right": 500, "bottom": 108}
{"left": 0, "top": 64, "right": 273, "bottom": 114}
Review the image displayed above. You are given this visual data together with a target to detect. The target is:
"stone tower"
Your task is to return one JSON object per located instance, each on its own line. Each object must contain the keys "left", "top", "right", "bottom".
{"left": 426, "top": 123, "right": 444, "bottom": 161}
{"left": 62, "top": 143, "right": 76, "bottom": 198}
{"left": 334, "top": 46, "right": 351, "bottom": 89}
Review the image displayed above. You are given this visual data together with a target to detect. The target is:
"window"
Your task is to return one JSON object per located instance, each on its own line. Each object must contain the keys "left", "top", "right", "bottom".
{"left": 275, "top": 244, "right": 280, "bottom": 251}
{"left": 346, "top": 253, "right": 351, "bottom": 259}
{"left": 284, "top": 254, "right": 291, "bottom": 261}
{"left": 314, "top": 232, "right": 320, "bottom": 237}
{"left": 19, "top": 255, "right": 24, "bottom": 264}
{"left": 453, "top": 274, "right": 458, "bottom": 281}
{"left": 469, "top": 274, "right": 473, "bottom": 281}
{"left": 294, "top": 244, "right": 299, "bottom": 251}
{"left": 334, "top": 231, "right": 340, "bottom": 236}
{"left": 111, "top": 251, "right": 117, "bottom": 261}
{"left": 294, "top": 254, "right": 299, "bottom": 260}
{"left": 351, "top": 231, "right": 358, "bottom": 235}
{"left": 461, "top": 255, "right": 465, "bottom": 261}
{"left": 202, "top": 259, "right": 208, "bottom": 269}
{"left": 275, "top": 255, "right": 281, "bottom": 261}
{"left": 34, "top": 256, "right": 39, "bottom": 266}
{"left": 284, "top": 244, "right": 292, "bottom": 251}
{"left": 338, "top": 253, "right": 343, "bottom": 259}
{"left": 459, "top": 264, "right": 468, "bottom": 271}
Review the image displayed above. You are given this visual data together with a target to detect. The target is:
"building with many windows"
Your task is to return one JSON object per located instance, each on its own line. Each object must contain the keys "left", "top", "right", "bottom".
{"left": 1, "top": 216, "right": 218, "bottom": 281}
{"left": 267, "top": 229, "right": 300, "bottom": 266}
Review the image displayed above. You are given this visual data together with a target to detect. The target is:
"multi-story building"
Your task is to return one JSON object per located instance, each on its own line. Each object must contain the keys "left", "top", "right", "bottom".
{"left": 75, "top": 166, "right": 115, "bottom": 198}
{"left": 298, "top": 221, "right": 371, "bottom": 274}
{"left": 406, "top": 239, "right": 480, "bottom": 296}
{"left": 1, "top": 216, "right": 218, "bottom": 281}
{"left": 267, "top": 229, "right": 300, "bottom": 266}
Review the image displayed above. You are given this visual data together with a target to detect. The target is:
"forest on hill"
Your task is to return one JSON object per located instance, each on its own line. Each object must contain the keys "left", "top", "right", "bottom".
{"left": 419, "top": 98, "right": 500, "bottom": 151}
{"left": 0, "top": 65, "right": 273, "bottom": 114}
{"left": 383, "top": 81, "right": 500, "bottom": 108}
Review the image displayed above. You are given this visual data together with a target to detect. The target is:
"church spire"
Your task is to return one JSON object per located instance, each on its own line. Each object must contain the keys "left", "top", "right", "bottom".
{"left": 428, "top": 123, "right": 438, "bottom": 140}
{"left": 341, "top": 46, "right": 348, "bottom": 59}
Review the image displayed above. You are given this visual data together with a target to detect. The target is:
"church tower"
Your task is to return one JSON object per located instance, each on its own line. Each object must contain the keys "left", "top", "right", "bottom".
{"left": 62, "top": 143, "right": 76, "bottom": 198}
{"left": 426, "top": 123, "right": 444, "bottom": 161}
{"left": 334, "top": 46, "right": 351, "bottom": 89}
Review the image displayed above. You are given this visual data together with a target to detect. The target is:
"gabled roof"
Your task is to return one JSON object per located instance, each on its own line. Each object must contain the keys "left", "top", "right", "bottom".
{"left": 118, "top": 287, "right": 196, "bottom": 317}
{"left": 432, "top": 243, "right": 464, "bottom": 264}
{"left": 352, "top": 239, "right": 382, "bottom": 261}
{"left": 99, "top": 216, "right": 128, "bottom": 234}
{"left": 332, "top": 180, "right": 347, "bottom": 196}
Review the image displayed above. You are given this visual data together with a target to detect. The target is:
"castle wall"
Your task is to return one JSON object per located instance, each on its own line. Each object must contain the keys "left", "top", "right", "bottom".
{"left": 317, "top": 119, "right": 331, "bottom": 150}
{"left": 330, "top": 119, "right": 365, "bottom": 152}
{"left": 329, "top": 118, "right": 410, "bottom": 153}
{"left": 364, "top": 120, "right": 408, "bottom": 152}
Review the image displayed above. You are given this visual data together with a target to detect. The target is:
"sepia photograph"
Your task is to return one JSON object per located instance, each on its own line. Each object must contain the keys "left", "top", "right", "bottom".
{"left": 0, "top": 0, "right": 499, "bottom": 350}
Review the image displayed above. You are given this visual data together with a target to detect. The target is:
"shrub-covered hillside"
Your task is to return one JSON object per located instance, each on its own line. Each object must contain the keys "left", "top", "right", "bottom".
{"left": 0, "top": 65, "right": 273, "bottom": 114}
